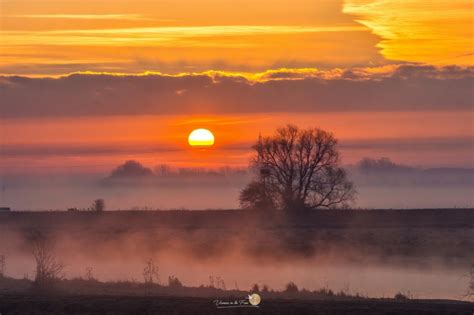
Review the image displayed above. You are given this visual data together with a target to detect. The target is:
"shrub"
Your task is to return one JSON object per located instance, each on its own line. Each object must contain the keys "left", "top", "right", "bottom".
{"left": 251, "top": 283, "right": 260, "bottom": 292}
{"left": 143, "top": 260, "right": 160, "bottom": 285}
{"left": 168, "top": 275, "right": 183, "bottom": 288}
{"left": 394, "top": 292, "right": 409, "bottom": 300}
{"left": 30, "top": 232, "right": 64, "bottom": 289}
{"left": 285, "top": 281, "right": 299, "bottom": 293}
{"left": 0, "top": 255, "right": 5, "bottom": 278}
{"left": 91, "top": 199, "right": 105, "bottom": 212}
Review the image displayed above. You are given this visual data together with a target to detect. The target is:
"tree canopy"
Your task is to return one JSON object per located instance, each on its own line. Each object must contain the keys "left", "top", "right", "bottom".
{"left": 240, "top": 124, "right": 355, "bottom": 210}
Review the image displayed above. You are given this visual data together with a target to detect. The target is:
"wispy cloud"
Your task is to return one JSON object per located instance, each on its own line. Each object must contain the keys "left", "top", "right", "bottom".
{"left": 1, "top": 25, "right": 367, "bottom": 47}
{"left": 6, "top": 14, "right": 154, "bottom": 21}
{"left": 343, "top": 0, "right": 474, "bottom": 65}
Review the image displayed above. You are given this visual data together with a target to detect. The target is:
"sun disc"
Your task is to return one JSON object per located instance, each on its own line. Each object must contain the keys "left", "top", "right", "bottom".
{"left": 188, "top": 128, "right": 215, "bottom": 147}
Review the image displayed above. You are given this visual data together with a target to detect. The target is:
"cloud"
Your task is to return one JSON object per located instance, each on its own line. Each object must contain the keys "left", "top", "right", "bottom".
{"left": 343, "top": 0, "right": 474, "bottom": 65}
{"left": 2, "top": 25, "right": 367, "bottom": 48}
{"left": 1, "top": 65, "right": 473, "bottom": 118}
{"left": 2, "top": 137, "right": 471, "bottom": 159}
{"left": 6, "top": 14, "right": 152, "bottom": 21}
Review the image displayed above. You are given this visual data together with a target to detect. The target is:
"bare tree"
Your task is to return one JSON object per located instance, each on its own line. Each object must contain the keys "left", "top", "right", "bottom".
{"left": 31, "top": 232, "right": 64, "bottom": 287}
{"left": 240, "top": 125, "right": 355, "bottom": 210}
{"left": 91, "top": 199, "right": 105, "bottom": 212}
{"left": 142, "top": 259, "right": 160, "bottom": 285}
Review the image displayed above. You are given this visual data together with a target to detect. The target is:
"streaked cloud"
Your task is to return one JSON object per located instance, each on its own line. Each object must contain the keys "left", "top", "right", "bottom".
{"left": 0, "top": 0, "right": 382, "bottom": 74}
{"left": 343, "top": 0, "right": 474, "bottom": 65}
{"left": 6, "top": 14, "right": 152, "bottom": 21}
{"left": 1, "top": 25, "right": 367, "bottom": 47}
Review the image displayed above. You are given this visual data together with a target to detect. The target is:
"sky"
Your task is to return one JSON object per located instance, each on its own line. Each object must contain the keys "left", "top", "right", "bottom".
{"left": 0, "top": 0, "right": 473, "bottom": 176}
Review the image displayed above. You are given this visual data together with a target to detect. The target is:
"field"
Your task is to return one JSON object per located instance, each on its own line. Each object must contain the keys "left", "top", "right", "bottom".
{"left": 1, "top": 209, "right": 473, "bottom": 261}
{"left": 0, "top": 209, "right": 473, "bottom": 314}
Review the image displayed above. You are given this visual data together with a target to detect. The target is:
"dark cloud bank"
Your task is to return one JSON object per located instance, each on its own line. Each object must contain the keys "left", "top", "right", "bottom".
{"left": 1, "top": 65, "right": 473, "bottom": 117}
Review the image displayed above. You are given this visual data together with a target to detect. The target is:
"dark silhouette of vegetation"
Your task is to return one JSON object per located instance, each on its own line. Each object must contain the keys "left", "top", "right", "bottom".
{"left": 110, "top": 160, "right": 154, "bottom": 178}
{"left": 168, "top": 275, "right": 183, "bottom": 288}
{"left": 30, "top": 232, "right": 64, "bottom": 288}
{"left": 357, "top": 157, "right": 413, "bottom": 173}
{"left": 240, "top": 124, "right": 355, "bottom": 211}
{"left": 143, "top": 259, "right": 160, "bottom": 285}
{"left": 251, "top": 283, "right": 260, "bottom": 293}
{"left": 91, "top": 199, "right": 105, "bottom": 212}
{"left": 84, "top": 267, "right": 96, "bottom": 282}
{"left": 394, "top": 292, "right": 409, "bottom": 300}
{"left": 0, "top": 254, "right": 5, "bottom": 278}
{"left": 466, "top": 264, "right": 474, "bottom": 298}
{"left": 208, "top": 275, "right": 226, "bottom": 290}
{"left": 285, "top": 281, "right": 299, "bottom": 293}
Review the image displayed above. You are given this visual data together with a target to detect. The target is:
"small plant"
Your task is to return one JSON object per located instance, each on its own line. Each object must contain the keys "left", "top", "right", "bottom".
{"left": 394, "top": 292, "right": 409, "bottom": 300}
{"left": 84, "top": 267, "right": 96, "bottom": 281}
{"left": 208, "top": 275, "right": 226, "bottom": 290}
{"left": 168, "top": 275, "right": 183, "bottom": 288}
{"left": 216, "top": 276, "right": 226, "bottom": 290}
{"left": 143, "top": 259, "right": 160, "bottom": 285}
{"left": 0, "top": 255, "right": 5, "bottom": 278}
{"left": 285, "top": 281, "right": 299, "bottom": 293}
{"left": 466, "top": 264, "right": 474, "bottom": 298}
{"left": 251, "top": 283, "right": 260, "bottom": 292}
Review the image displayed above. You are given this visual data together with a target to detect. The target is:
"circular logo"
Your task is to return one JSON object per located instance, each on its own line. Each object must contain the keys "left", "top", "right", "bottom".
{"left": 248, "top": 293, "right": 261, "bottom": 306}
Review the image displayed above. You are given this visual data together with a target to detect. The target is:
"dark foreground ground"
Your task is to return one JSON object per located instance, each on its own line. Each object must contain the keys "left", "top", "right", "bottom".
{"left": 0, "top": 294, "right": 473, "bottom": 315}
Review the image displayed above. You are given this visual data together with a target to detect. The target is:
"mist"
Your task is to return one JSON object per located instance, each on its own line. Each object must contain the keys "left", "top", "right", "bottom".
{"left": 0, "top": 209, "right": 472, "bottom": 300}
{"left": 1, "top": 158, "right": 472, "bottom": 210}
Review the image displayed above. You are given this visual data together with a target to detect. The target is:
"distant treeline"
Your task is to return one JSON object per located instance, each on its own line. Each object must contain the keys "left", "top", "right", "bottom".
{"left": 106, "top": 158, "right": 474, "bottom": 186}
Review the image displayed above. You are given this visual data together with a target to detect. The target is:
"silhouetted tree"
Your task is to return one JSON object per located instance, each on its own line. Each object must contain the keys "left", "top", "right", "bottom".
{"left": 240, "top": 124, "right": 355, "bottom": 210}
{"left": 110, "top": 160, "right": 154, "bottom": 178}
{"left": 92, "top": 199, "right": 105, "bottom": 212}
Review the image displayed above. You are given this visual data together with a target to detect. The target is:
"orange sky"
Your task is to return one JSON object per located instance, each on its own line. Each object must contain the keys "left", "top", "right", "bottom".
{"left": 1, "top": 0, "right": 472, "bottom": 75}
{"left": 0, "top": 0, "right": 473, "bottom": 173}
{"left": 1, "top": 111, "right": 473, "bottom": 174}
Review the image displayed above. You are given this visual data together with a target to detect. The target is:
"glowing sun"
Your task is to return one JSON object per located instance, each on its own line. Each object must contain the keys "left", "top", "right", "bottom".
{"left": 188, "top": 128, "right": 215, "bottom": 147}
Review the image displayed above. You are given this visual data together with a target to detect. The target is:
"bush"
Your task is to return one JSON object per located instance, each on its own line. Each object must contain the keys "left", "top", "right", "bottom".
{"left": 30, "top": 232, "right": 65, "bottom": 289}
{"left": 285, "top": 281, "right": 299, "bottom": 293}
{"left": 0, "top": 255, "right": 5, "bottom": 278}
{"left": 91, "top": 199, "right": 105, "bottom": 212}
{"left": 251, "top": 283, "right": 260, "bottom": 292}
{"left": 394, "top": 292, "right": 409, "bottom": 300}
{"left": 168, "top": 275, "right": 183, "bottom": 288}
{"left": 143, "top": 260, "right": 159, "bottom": 285}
